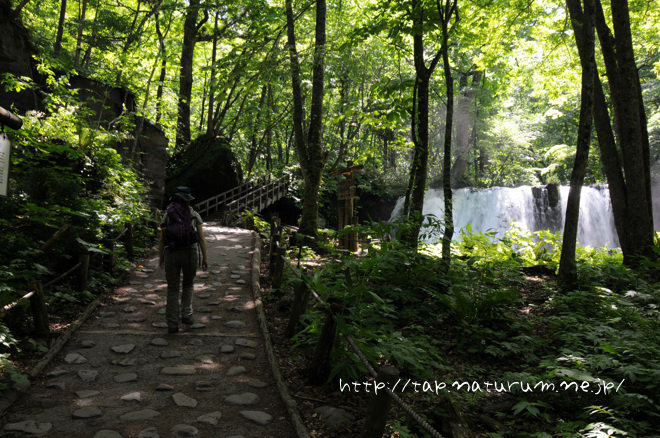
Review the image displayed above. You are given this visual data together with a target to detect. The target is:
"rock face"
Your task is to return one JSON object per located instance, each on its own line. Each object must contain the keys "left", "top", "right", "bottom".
{"left": 0, "top": 0, "right": 39, "bottom": 111}
{"left": 0, "top": 1, "right": 168, "bottom": 208}
{"left": 166, "top": 134, "right": 242, "bottom": 206}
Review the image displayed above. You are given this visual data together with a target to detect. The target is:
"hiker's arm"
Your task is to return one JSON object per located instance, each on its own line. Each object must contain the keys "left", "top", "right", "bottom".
{"left": 158, "top": 227, "right": 165, "bottom": 268}
{"left": 198, "top": 224, "right": 208, "bottom": 270}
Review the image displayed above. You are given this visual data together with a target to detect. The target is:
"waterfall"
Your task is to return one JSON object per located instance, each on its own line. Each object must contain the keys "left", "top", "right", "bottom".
{"left": 390, "top": 185, "right": 620, "bottom": 248}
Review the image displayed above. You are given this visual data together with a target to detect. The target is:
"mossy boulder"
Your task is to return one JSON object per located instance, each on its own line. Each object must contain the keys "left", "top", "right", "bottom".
{"left": 165, "top": 134, "right": 242, "bottom": 206}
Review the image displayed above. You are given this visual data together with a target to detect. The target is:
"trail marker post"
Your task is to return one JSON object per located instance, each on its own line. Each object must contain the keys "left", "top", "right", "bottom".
{"left": 331, "top": 162, "right": 363, "bottom": 252}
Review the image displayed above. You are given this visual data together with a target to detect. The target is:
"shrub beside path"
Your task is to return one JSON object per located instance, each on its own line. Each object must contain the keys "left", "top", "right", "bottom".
{"left": 1, "top": 224, "right": 298, "bottom": 438}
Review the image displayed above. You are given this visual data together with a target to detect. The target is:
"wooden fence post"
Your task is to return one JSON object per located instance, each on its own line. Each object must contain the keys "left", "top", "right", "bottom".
{"left": 103, "top": 238, "right": 115, "bottom": 271}
{"left": 308, "top": 298, "right": 341, "bottom": 385}
{"left": 361, "top": 365, "right": 400, "bottom": 438}
{"left": 285, "top": 278, "right": 310, "bottom": 337}
{"left": 29, "top": 281, "right": 49, "bottom": 337}
{"left": 79, "top": 252, "right": 90, "bottom": 291}
{"left": 270, "top": 241, "right": 285, "bottom": 290}
{"left": 125, "top": 222, "right": 134, "bottom": 261}
{"left": 269, "top": 216, "right": 281, "bottom": 266}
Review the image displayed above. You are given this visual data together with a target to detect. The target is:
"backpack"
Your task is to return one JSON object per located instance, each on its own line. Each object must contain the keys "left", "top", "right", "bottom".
{"left": 163, "top": 201, "right": 198, "bottom": 248}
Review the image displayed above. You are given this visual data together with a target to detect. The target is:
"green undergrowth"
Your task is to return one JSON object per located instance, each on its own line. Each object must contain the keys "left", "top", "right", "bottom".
{"left": 268, "top": 215, "right": 659, "bottom": 437}
{"left": 0, "top": 69, "right": 156, "bottom": 391}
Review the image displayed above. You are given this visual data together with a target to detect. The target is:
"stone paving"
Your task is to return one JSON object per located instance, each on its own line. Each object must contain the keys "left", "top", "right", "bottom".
{"left": 1, "top": 224, "right": 297, "bottom": 438}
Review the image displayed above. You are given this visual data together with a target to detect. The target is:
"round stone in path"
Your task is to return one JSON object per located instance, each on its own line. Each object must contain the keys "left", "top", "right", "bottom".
{"left": 196, "top": 411, "right": 222, "bottom": 426}
{"left": 156, "top": 383, "right": 175, "bottom": 391}
{"left": 160, "top": 350, "right": 182, "bottom": 359}
{"left": 137, "top": 427, "right": 159, "bottom": 438}
{"left": 211, "top": 315, "right": 222, "bottom": 320}
{"left": 120, "top": 391, "right": 142, "bottom": 401}
{"left": 122, "top": 305, "right": 137, "bottom": 313}
{"left": 76, "top": 390, "right": 101, "bottom": 399}
{"left": 224, "top": 320, "right": 246, "bottom": 329}
{"left": 220, "top": 344, "right": 235, "bottom": 354}
{"left": 235, "top": 338, "right": 257, "bottom": 348}
{"left": 150, "top": 338, "right": 168, "bottom": 346}
{"left": 114, "top": 372, "right": 138, "bottom": 383}
{"left": 46, "top": 381, "right": 65, "bottom": 390}
{"left": 171, "top": 424, "right": 198, "bottom": 437}
{"left": 161, "top": 366, "right": 195, "bottom": 376}
{"left": 80, "top": 340, "right": 96, "bottom": 348}
{"left": 3, "top": 421, "right": 52, "bottom": 435}
{"left": 93, "top": 430, "right": 123, "bottom": 438}
{"left": 195, "top": 381, "right": 213, "bottom": 391}
{"left": 78, "top": 370, "right": 99, "bottom": 382}
{"left": 230, "top": 274, "right": 241, "bottom": 279}
{"left": 187, "top": 339, "right": 203, "bottom": 346}
{"left": 99, "top": 311, "right": 115, "bottom": 318}
{"left": 119, "top": 409, "right": 160, "bottom": 421}
{"left": 47, "top": 368, "right": 68, "bottom": 377}
{"left": 112, "top": 358, "right": 137, "bottom": 367}
{"left": 236, "top": 279, "right": 247, "bottom": 285}
{"left": 127, "top": 317, "right": 147, "bottom": 323}
{"left": 225, "top": 392, "right": 259, "bottom": 405}
{"left": 172, "top": 392, "right": 198, "bottom": 408}
{"left": 65, "top": 352, "right": 87, "bottom": 364}
{"left": 190, "top": 322, "right": 206, "bottom": 329}
{"left": 240, "top": 410, "right": 272, "bottom": 425}
{"left": 73, "top": 406, "right": 102, "bottom": 419}
{"left": 239, "top": 352, "right": 256, "bottom": 360}
{"left": 111, "top": 343, "right": 136, "bottom": 354}
{"left": 248, "top": 379, "right": 268, "bottom": 389}
{"left": 152, "top": 321, "right": 168, "bottom": 328}
{"left": 198, "top": 293, "right": 211, "bottom": 299}
{"left": 227, "top": 365, "right": 247, "bottom": 376}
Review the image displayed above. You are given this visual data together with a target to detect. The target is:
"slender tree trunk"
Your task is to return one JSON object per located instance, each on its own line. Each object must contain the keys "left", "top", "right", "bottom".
{"left": 206, "top": 8, "right": 219, "bottom": 135}
{"left": 74, "top": 0, "right": 87, "bottom": 67}
{"left": 53, "top": 0, "right": 67, "bottom": 57}
{"left": 176, "top": 0, "right": 201, "bottom": 150}
{"left": 82, "top": 0, "right": 100, "bottom": 69}
{"left": 154, "top": 9, "right": 171, "bottom": 124}
{"left": 440, "top": 4, "right": 456, "bottom": 270}
{"left": 559, "top": 0, "right": 596, "bottom": 289}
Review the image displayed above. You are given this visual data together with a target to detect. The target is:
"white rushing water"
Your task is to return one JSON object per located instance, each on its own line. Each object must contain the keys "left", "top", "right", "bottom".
{"left": 390, "top": 185, "right": 620, "bottom": 248}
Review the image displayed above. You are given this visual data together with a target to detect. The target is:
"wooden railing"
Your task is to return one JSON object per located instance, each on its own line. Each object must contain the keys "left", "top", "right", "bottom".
{"left": 195, "top": 173, "right": 290, "bottom": 220}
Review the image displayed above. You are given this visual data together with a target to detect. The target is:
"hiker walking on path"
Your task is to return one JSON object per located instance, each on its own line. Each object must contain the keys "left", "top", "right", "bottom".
{"left": 159, "top": 186, "right": 208, "bottom": 334}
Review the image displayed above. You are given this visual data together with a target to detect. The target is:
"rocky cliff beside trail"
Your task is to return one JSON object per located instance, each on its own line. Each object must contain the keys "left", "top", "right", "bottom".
{"left": 0, "top": 0, "right": 168, "bottom": 207}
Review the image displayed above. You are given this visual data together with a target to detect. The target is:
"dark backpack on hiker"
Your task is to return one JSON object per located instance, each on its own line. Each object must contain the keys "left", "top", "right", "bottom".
{"left": 163, "top": 201, "right": 198, "bottom": 248}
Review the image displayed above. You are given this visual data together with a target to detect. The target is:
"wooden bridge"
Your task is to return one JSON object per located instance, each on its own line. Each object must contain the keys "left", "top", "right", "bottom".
{"left": 194, "top": 173, "right": 290, "bottom": 222}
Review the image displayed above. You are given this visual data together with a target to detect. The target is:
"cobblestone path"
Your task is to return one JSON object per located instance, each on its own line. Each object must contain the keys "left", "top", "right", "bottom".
{"left": 1, "top": 224, "right": 297, "bottom": 438}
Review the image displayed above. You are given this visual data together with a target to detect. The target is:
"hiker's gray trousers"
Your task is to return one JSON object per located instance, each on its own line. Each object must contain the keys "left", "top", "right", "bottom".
{"left": 164, "top": 245, "right": 198, "bottom": 328}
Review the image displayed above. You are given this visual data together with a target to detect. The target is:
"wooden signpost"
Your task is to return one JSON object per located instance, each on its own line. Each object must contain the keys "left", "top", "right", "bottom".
{"left": 331, "top": 162, "right": 363, "bottom": 251}
{"left": 0, "top": 106, "right": 22, "bottom": 197}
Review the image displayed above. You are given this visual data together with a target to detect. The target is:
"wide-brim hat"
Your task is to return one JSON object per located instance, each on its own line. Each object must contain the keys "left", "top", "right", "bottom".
{"left": 173, "top": 186, "right": 195, "bottom": 202}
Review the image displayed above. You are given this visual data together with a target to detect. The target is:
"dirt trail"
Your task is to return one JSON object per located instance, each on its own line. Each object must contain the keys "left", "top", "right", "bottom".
{"left": 1, "top": 224, "right": 298, "bottom": 438}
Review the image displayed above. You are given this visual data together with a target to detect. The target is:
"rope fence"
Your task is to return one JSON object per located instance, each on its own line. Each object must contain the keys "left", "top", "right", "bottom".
{"left": 1, "top": 223, "right": 134, "bottom": 337}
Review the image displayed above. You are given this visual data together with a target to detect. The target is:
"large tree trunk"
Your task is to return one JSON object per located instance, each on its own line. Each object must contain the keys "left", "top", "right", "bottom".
{"left": 559, "top": 0, "right": 596, "bottom": 289}
{"left": 175, "top": 0, "right": 201, "bottom": 150}
{"left": 592, "top": 0, "right": 655, "bottom": 266}
{"left": 285, "top": 0, "right": 326, "bottom": 238}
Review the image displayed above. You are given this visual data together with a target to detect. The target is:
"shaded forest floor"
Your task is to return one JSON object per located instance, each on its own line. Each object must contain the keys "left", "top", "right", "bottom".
{"left": 259, "top": 227, "right": 660, "bottom": 438}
